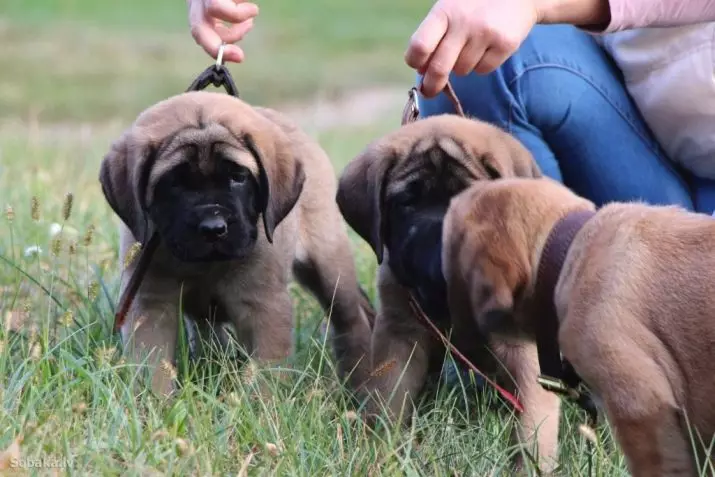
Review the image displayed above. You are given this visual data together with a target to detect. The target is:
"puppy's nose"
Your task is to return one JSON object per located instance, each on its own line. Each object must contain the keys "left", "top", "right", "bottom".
{"left": 198, "top": 216, "right": 228, "bottom": 240}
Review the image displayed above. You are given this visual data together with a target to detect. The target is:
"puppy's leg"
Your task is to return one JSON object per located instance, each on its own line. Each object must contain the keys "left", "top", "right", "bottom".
{"left": 361, "top": 265, "right": 438, "bottom": 423}
{"left": 611, "top": 407, "right": 697, "bottom": 477}
{"left": 563, "top": 325, "right": 696, "bottom": 477}
{"left": 184, "top": 295, "right": 234, "bottom": 361}
{"left": 364, "top": 308, "right": 435, "bottom": 424}
{"left": 292, "top": 215, "right": 375, "bottom": 392}
{"left": 221, "top": 288, "right": 294, "bottom": 368}
{"left": 492, "top": 339, "right": 561, "bottom": 474}
{"left": 120, "top": 279, "right": 181, "bottom": 398}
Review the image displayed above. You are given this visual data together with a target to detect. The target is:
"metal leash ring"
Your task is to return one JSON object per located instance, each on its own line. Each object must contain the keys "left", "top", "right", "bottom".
{"left": 400, "top": 80, "right": 465, "bottom": 126}
{"left": 216, "top": 42, "right": 226, "bottom": 68}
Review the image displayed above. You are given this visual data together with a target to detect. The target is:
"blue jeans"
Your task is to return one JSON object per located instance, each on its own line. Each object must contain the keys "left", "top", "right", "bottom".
{"left": 417, "top": 25, "right": 715, "bottom": 214}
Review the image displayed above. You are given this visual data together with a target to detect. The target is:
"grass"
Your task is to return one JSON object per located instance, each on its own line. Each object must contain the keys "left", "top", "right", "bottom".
{"left": 0, "top": 0, "right": 656, "bottom": 475}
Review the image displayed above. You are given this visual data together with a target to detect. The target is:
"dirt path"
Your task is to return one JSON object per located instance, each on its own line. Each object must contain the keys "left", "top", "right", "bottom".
{"left": 0, "top": 86, "right": 411, "bottom": 144}
{"left": 279, "top": 86, "right": 409, "bottom": 130}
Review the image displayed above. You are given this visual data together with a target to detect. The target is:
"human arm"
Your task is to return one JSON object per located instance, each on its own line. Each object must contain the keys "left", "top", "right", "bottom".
{"left": 541, "top": 0, "right": 715, "bottom": 31}
{"left": 408, "top": 0, "right": 715, "bottom": 98}
{"left": 598, "top": 0, "right": 715, "bottom": 31}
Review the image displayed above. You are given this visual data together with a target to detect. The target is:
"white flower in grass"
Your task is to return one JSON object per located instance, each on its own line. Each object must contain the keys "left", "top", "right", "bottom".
{"left": 49, "top": 222, "right": 78, "bottom": 238}
{"left": 49, "top": 222, "right": 63, "bottom": 237}
{"left": 23, "top": 245, "right": 42, "bottom": 258}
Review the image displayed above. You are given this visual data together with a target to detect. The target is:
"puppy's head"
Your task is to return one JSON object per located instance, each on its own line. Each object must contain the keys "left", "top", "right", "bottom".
{"left": 336, "top": 114, "right": 540, "bottom": 316}
{"left": 99, "top": 91, "right": 305, "bottom": 262}
{"left": 442, "top": 178, "right": 594, "bottom": 339}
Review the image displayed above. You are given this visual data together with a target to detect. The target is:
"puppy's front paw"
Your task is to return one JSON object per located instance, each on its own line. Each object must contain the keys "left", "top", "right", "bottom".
{"left": 151, "top": 359, "right": 179, "bottom": 399}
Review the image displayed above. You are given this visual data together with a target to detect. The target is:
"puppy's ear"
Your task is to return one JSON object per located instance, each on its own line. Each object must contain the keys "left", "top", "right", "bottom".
{"left": 442, "top": 203, "right": 529, "bottom": 338}
{"left": 480, "top": 140, "right": 542, "bottom": 179}
{"left": 99, "top": 129, "right": 157, "bottom": 242}
{"left": 244, "top": 133, "right": 306, "bottom": 243}
{"left": 506, "top": 138, "right": 543, "bottom": 178}
{"left": 336, "top": 147, "right": 396, "bottom": 264}
{"left": 480, "top": 153, "right": 506, "bottom": 180}
{"left": 470, "top": 275, "right": 517, "bottom": 336}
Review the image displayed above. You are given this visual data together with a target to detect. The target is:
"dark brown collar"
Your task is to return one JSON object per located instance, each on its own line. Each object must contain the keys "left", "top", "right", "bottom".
{"left": 533, "top": 209, "right": 596, "bottom": 393}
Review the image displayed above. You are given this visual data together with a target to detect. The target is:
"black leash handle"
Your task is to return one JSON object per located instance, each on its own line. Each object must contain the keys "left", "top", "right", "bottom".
{"left": 185, "top": 43, "right": 240, "bottom": 97}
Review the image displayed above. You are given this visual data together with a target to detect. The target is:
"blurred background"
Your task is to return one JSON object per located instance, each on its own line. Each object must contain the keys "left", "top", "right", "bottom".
{"left": 0, "top": 0, "right": 432, "bottom": 314}
{"left": 1, "top": 0, "right": 427, "bottom": 135}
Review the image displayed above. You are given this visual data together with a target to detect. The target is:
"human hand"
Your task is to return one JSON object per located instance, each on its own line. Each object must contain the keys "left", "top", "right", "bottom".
{"left": 187, "top": 0, "right": 260, "bottom": 63}
{"left": 405, "top": 0, "right": 540, "bottom": 97}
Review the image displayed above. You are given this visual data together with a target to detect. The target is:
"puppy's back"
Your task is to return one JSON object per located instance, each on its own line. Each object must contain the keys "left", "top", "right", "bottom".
{"left": 563, "top": 202, "right": 715, "bottom": 427}
{"left": 254, "top": 106, "right": 339, "bottom": 204}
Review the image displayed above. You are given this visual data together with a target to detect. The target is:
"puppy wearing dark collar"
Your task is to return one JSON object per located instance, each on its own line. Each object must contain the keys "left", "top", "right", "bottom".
{"left": 444, "top": 176, "right": 715, "bottom": 477}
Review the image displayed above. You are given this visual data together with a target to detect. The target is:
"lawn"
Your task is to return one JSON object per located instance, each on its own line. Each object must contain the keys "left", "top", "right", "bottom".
{"left": 0, "top": 1, "right": 630, "bottom": 475}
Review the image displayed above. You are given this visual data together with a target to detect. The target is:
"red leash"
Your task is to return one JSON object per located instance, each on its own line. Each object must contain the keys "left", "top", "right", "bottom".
{"left": 407, "top": 293, "right": 524, "bottom": 414}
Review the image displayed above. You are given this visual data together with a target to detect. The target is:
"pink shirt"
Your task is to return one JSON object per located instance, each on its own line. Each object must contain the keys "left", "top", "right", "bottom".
{"left": 606, "top": 0, "right": 715, "bottom": 31}
{"left": 595, "top": 1, "right": 715, "bottom": 179}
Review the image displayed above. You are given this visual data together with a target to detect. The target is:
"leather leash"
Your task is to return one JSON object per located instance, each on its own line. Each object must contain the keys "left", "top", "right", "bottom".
{"left": 533, "top": 208, "right": 599, "bottom": 476}
{"left": 113, "top": 44, "right": 241, "bottom": 332}
{"left": 113, "top": 231, "right": 161, "bottom": 331}
{"left": 401, "top": 80, "right": 465, "bottom": 125}
{"left": 402, "top": 81, "right": 524, "bottom": 412}
{"left": 399, "top": 80, "right": 523, "bottom": 413}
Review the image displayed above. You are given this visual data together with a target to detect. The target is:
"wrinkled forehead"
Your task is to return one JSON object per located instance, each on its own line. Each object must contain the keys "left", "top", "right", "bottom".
{"left": 384, "top": 136, "right": 475, "bottom": 197}
{"left": 144, "top": 123, "right": 261, "bottom": 190}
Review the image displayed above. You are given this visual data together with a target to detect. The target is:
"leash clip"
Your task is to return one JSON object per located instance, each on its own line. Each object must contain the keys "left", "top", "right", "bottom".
{"left": 401, "top": 87, "right": 420, "bottom": 125}
{"left": 538, "top": 374, "right": 599, "bottom": 426}
{"left": 537, "top": 374, "right": 580, "bottom": 400}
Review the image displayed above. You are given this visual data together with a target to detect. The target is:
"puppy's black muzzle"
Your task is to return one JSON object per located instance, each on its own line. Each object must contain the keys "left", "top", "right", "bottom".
{"left": 388, "top": 209, "right": 449, "bottom": 321}
{"left": 192, "top": 204, "right": 233, "bottom": 241}
{"left": 199, "top": 216, "right": 228, "bottom": 240}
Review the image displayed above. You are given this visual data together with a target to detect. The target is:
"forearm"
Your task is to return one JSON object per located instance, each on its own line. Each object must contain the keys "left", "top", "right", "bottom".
{"left": 537, "top": 0, "right": 715, "bottom": 32}
{"left": 537, "top": 0, "right": 611, "bottom": 29}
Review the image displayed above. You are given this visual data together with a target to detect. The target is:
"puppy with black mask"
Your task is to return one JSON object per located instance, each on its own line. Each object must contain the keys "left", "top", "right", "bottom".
{"left": 148, "top": 142, "right": 264, "bottom": 263}
{"left": 337, "top": 114, "right": 561, "bottom": 473}
{"left": 383, "top": 161, "right": 463, "bottom": 323}
{"left": 100, "top": 91, "right": 375, "bottom": 399}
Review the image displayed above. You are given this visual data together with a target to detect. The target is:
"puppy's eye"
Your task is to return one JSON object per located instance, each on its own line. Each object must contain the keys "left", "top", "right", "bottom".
{"left": 229, "top": 170, "right": 250, "bottom": 186}
{"left": 394, "top": 193, "right": 416, "bottom": 207}
{"left": 393, "top": 186, "right": 421, "bottom": 207}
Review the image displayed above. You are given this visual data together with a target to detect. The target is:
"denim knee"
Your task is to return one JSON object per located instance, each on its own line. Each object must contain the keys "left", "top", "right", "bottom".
{"left": 416, "top": 25, "right": 694, "bottom": 210}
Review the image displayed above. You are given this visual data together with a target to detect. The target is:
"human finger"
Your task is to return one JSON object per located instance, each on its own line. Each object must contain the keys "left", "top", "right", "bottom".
{"left": 405, "top": 8, "right": 449, "bottom": 72}
{"left": 215, "top": 18, "right": 254, "bottom": 44}
{"left": 191, "top": 21, "right": 245, "bottom": 62}
{"left": 452, "top": 35, "right": 486, "bottom": 76}
{"left": 205, "top": 0, "right": 259, "bottom": 24}
{"left": 420, "top": 28, "right": 465, "bottom": 98}
{"left": 473, "top": 45, "right": 509, "bottom": 75}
